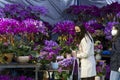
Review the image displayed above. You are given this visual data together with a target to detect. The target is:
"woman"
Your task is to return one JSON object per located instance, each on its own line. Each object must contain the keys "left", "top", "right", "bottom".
{"left": 72, "top": 24, "right": 96, "bottom": 80}
{"left": 110, "top": 24, "right": 120, "bottom": 80}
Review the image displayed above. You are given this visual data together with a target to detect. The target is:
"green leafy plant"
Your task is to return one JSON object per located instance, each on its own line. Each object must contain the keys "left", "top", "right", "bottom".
{"left": 13, "top": 41, "right": 36, "bottom": 56}
{"left": 0, "top": 42, "right": 15, "bottom": 63}
{"left": 60, "top": 45, "right": 72, "bottom": 54}
{"left": 0, "top": 42, "right": 14, "bottom": 54}
{"left": 54, "top": 71, "right": 70, "bottom": 80}
{"left": 96, "top": 61, "right": 107, "bottom": 77}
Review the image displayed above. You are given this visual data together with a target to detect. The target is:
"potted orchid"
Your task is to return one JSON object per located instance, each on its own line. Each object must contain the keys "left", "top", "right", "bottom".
{"left": 0, "top": 18, "right": 20, "bottom": 64}
{"left": 2, "top": 18, "right": 48, "bottom": 63}
{"left": 1, "top": 3, "right": 48, "bottom": 21}
{"left": 0, "top": 42, "right": 14, "bottom": 64}
{"left": 21, "top": 19, "right": 49, "bottom": 42}
{"left": 58, "top": 57, "right": 74, "bottom": 70}
{"left": 13, "top": 41, "right": 34, "bottom": 63}
{"left": 0, "top": 42, "right": 14, "bottom": 54}
{"left": 94, "top": 40, "right": 103, "bottom": 60}
{"left": 94, "top": 40, "right": 103, "bottom": 54}
{"left": 57, "top": 57, "right": 74, "bottom": 79}
{"left": 0, "top": 3, "right": 49, "bottom": 64}
{"left": 84, "top": 19, "right": 104, "bottom": 34}
{"left": 96, "top": 61, "right": 109, "bottom": 80}
{"left": 52, "top": 20, "right": 76, "bottom": 57}
{"left": 38, "top": 40, "right": 61, "bottom": 69}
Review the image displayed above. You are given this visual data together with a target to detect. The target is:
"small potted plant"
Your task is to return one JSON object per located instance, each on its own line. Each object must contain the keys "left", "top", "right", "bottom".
{"left": 96, "top": 61, "right": 107, "bottom": 80}
{"left": 38, "top": 40, "right": 61, "bottom": 69}
{"left": 14, "top": 41, "right": 36, "bottom": 63}
{"left": 57, "top": 57, "right": 74, "bottom": 79}
{"left": 52, "top": 20, "right": 76, "bottom": 59}
{"left": 94, "top": 40, "right": 103, "bottom": 60}
{"left": 0, "top": 42, "right": 14, "bottom": 63}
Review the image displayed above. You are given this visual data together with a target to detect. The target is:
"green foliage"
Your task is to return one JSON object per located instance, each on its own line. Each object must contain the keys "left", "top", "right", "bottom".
{"left": 13, "top": 41, "right": 37, "bottom": 56}
{"left": 0, "top": 42, "right": 14, "bottom": 54}
{"left": 38, "top": 59, "right": 51, "bottom": 65}
{"left": 60, "top": 45, "right": 72, "bottom": 54}
{"left": 54, "top": 71, "right": 70, "bottom": 80}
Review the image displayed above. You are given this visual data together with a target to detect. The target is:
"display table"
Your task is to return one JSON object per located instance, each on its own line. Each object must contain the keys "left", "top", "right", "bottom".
{"left": 0, "top": 63, "right": 40, "bottom": 80}
{"left": 0, "top": 63, "right": 70, "bottom": 80}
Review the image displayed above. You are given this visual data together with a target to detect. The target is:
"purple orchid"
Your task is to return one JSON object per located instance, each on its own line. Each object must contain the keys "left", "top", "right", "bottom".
{"left": 53, "top": 20, "right": 75, "bottom": 36}
{"left": 42, "top": 40, "right": 61, "bottom": 55}
{"left": 53, "top": 20, "right": 75, "bottom": 46}
{"left": 65, "top": 5, "right": 101, "bottom": 17}
{"left": 0, "top": 18, "right": 48, "bottom": 35}
{"left": 84, "top": 20, "right": 104, "bottom": 33}
{"left": 58, "top": 57, "right": 74, "bottom": 68}
{"left": 22, "top": 19, "right": 48, "bottom": 35}
{"left": 0, "top": 18, "right": 20, "bottom": 34}
{"left": 0, "top": 3, "right": 48, "bottom": 21}
{"left": 116, "top": 12, "right": 120, "bottom": 18}
{"left": 39, "top": 40, "right": 61, "bottom": 63}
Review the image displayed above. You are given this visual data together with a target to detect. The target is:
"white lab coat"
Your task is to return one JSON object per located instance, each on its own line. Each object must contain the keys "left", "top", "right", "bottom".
{"left": 77, "top": 34, "right": 96, "bottom": 78}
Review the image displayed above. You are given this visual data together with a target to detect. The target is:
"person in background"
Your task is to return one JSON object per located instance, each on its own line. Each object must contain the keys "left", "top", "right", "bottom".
{"left": 110, "top": 24, "right": 120, "bottom": 80}
{"left": 72, "top": 23, "right": 96, "bottom": 80}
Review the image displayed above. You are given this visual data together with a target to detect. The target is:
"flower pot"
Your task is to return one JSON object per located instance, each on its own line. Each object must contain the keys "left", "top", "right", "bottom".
{"left": 95, "top": 54, "right": 101, "bottom": 60}
{"left": 72, "top": 50, "right": 77, "bottom": 57}
{"left": 51, "top": 62, "right": 59, "bottom": 70}
{"left": 101, "top": 75, "right": 105, "bottom": 80}
{"left": 95, "top": 76, "right": 100, "bottom": 80}
{"left": 4, "top": 53, "right": 14, "bottom": 63}
{"left": 17, "top": 56, "right": 30, "bottom": 63}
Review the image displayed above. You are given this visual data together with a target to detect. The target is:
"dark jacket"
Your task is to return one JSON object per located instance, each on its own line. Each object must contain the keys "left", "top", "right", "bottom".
{"left": 110, "top": 37, "right": 120, "bottom": 71}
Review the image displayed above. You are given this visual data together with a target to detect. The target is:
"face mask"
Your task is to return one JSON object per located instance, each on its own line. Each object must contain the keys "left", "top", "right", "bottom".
{"left": 111, "top": 30, "right": 118, "bottom": 36}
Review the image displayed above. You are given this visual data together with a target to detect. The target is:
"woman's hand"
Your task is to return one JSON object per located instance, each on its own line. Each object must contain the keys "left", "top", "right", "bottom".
{"left": 72, "top": 50, "right": 77, "bottom": 58}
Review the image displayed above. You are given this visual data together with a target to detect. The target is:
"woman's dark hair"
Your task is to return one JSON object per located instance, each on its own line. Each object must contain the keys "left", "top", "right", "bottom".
{"left": 112, "top": 24, "right": 120, "bottom": 42}
{"left": 75, "top": 23, "right": 92, "bottom": 44}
